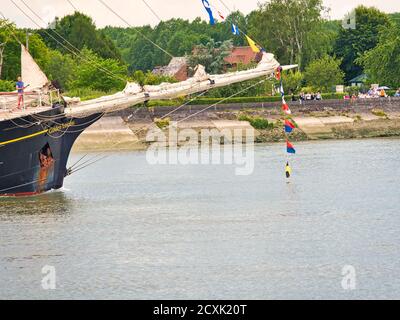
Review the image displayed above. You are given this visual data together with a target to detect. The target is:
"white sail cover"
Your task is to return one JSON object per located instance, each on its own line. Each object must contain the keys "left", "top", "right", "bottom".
{"left": 21, "top": 44, "right": 49, "bottom": 90}
{"left": 64, "top": 52, "right": 297, "bottom": 117}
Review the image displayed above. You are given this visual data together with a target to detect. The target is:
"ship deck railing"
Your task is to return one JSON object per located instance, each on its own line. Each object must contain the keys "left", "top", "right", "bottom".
{"left": 0, "top": 89, "right": 61, "bottom": 121}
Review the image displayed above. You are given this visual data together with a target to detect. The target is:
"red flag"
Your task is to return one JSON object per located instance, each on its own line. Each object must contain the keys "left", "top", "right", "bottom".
{"left": 284, "top": 119, "right": 295, "bottom": 133}
{"left": 286, "top": 141, "right": 296, "bottom": 154}
{"left": 218, "top": 11, "right": 225, "bottom": 20}
{"left": 282, "top": 101, "right": 291, "bottom": 115}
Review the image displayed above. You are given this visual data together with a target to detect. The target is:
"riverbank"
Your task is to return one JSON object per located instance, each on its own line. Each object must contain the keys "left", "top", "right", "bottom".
{"left": 72, "top": 98, "right": 400, "bottom": 151}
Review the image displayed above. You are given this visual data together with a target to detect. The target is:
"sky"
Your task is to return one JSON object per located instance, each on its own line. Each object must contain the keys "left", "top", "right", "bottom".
{"left": 1, "top": 0, "right": 400, "bottom": 29}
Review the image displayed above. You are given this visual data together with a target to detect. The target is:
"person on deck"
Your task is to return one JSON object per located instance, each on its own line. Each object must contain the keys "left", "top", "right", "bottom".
{"left": 16, "top": 76, "right": 27, "bottom": 110}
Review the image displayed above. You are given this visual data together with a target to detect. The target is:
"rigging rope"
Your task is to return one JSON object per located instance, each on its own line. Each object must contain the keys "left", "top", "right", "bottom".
{"left": 96, "top": 0, "right": 174, "bottom": 58}
{"left": 66, "top": 78, "right": 269, "bottom": 176}
{"left": 210, "top": 0, "right": 265, "bottom": 50}
{"left": 141, "top": 0, "right": 163, "bottom": 23}
{"left": 20, "top": 0, "right": 127, "bottom": 82}
{"left": 66, "top": 0, "right": 78, "bottom": 12}
{"left": 9, "top": 0, "right": 127, "bottom": 83}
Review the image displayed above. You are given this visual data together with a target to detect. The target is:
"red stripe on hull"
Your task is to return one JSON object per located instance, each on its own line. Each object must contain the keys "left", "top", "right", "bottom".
{"left": 0, "top": 191, "right": 42, "bottom": 197}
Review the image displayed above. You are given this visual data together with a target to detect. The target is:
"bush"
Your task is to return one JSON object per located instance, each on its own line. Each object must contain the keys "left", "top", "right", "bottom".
{"left": 154, "top": 117, "right": 170, "bottom": 129}
{"left": 304, "top": 55, "right": 345, "bottom": 92}
{"left": 283, "top": 70, "right": 304, "bottom": 94}
{"left": 371, "top": 108, "right": 387, "bottom": 117}
{"left": 238, "top": 114, "right": 272, "bottom": 130}
{"left": 0, "top": 80, "right": 15, "bottom": 92}
{"left": 321, "top": 93, "right": 347, "bottom": 100}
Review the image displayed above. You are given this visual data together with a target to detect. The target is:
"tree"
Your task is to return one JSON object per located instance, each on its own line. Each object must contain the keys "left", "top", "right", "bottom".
{"left": 38, "top": 12, "right": 121, "bottom": 61}
{"left": 334, "top": 6, "right": 391, "bottom": 82}
{"left": 44, "top": 50, "right": 76, "bottom": 90}
{"left": 0, "top": 19, "right": 16, "bottom": 79}
{"left": 248, "top": 0, "right": 325, "bottom": 69}
{"left": 283, "top": 70, "right": 304, "bottom": 93}
{"left": 188, "top": 39, "right": 233, "bottom": 74}
{"left": 0, "top": 26, "right": 52, "bottom": 81}
{"left": 301, "top": 20, "right": 340, "bottom": 69}
{"left": 70, "top": 48, "right": 127, "bottom": 92}
{"left": 356, "top": 24, "right": 400, "bottom": 88}
{"left": 304, "top": 55, "right": 344, "bottom": 91}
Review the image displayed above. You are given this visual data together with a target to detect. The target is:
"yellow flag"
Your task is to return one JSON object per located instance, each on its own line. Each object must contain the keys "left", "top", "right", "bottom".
{"left": 245, "top": 35, "right": 260, "bottom": 53}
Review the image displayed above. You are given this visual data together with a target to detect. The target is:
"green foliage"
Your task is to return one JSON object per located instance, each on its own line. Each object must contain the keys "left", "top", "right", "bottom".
{"left": 43, "top": 50, "right": 76, "bottom": 90}
{"left": 238, "top": 114, "right": 272, "bottom": 130}
{"left": 302, "top": 20, "right": 340, "bottom": 68}
{"left": 131, "top": 70, "right": 176, "bottom": 86}
{"left": 188, "top": 39, "right": 233, "bottom": 74}
{"left": 38, "top": 12, "right": 120, "bottom": 60}
{"left": 0, "top": 19, "right": 16, "bottom": 79}
{"left": 371, "top": 108, "right": 387, "bottom": 117}
{"left": 356, "top": 24, "right": 400, "bottom": 88}
{"left": 304, "top": 55, "right": 345, "bottom": 91}
{"left": 103, "top": 14, "right": 246, "bottom": 72}
{"left": 64, "top": 88, "right": 120, "bottom": 101}
{"left": 248, "top": 0, "right": 325, "bottom": 68}
{"left": 0, "top": 79, "right": 14, "bottom": 91}
{"left": 69, "top": 48, "right": 127, "bottom": 92}
{"left": 154, "top": 117, "right": 170, "bottom": 129}
{"left": 282, "top": 71, "right": 304, "bottom": 93}
{"left": 334, "top": 6, "right": 391, "bottom": 82}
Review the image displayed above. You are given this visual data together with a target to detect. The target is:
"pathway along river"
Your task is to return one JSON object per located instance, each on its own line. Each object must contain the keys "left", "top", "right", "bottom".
{"left": 0, "top": 138, "right": 399, "bottom": 299}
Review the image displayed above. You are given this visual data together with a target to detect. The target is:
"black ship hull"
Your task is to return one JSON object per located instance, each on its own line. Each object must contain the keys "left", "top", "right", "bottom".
{"left": 0, "top": 106, "right": 102, "bottom": 196}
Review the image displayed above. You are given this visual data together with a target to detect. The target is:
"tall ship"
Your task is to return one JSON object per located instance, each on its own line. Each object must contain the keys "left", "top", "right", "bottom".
{"left": 0, "top": 45, "right": 295, "bottom": 196}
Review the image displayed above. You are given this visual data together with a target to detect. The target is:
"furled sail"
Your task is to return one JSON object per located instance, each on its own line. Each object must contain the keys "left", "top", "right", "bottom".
{"left": 65, "top": 52, "right": 298, "bottom": 117}
{"left": 21, "top": 44, "right": 49, "bottom": 91}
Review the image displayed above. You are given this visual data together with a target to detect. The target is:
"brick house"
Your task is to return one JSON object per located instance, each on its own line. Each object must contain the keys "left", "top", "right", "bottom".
{"left": 223, "top": 46, "right": 263, "bottom": 69}
{"left": 152, "top": 57, "right": 188, "bottom": 81}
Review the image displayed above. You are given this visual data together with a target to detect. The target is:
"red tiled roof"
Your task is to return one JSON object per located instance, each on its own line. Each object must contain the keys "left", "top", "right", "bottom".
{"left": 224, "top": 46, "right": 259, "bottom": 65}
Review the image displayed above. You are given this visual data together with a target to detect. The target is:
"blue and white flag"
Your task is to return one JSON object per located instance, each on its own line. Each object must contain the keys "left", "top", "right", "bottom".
{"left": 279, "top": 82, "right": 285, "bottom": 97}
{"left": 231, "top": 23, "right": 240, "bottom": 35}
{"left": 202, "top": 0, "right": 215, "bottom": 25}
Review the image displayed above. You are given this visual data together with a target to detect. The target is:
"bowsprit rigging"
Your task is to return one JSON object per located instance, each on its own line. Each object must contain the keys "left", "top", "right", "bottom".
{"left": 0, "top": 0, "right": 297, "bottom": 196}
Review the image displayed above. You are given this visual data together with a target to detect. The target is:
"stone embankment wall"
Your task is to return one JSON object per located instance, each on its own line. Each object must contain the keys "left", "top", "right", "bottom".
{"left": 114, "top": 97, "right": 400, "bottom": 121}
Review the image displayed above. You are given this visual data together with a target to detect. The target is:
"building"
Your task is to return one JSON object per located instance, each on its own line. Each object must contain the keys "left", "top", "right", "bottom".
{"left": 152, "top": 57, "right": 188, "bottom": 81}
{"left": 349, "top": 74, "right": 368, "bottom": 87}
{"left": 223, "top": 46, "right": 263, "bottom": 69}
{"left": 152, "top": 46, "right": 261, "bottom": 80}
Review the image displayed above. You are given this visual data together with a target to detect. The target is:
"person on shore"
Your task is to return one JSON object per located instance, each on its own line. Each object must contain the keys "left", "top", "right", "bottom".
{"left": 299, "top": 92, "right": 305, "bottom": 104}
{"left": 394, "top": 89, "right": 400, "bottom": 97}
{"left": 316, "top": 92, "right": 322, "bottom": 101}
{"left": 380, "top": 89, "right": 387, "bottom": 98}
{"left": 15, "top": 76, "right": 27, "bottom": 110}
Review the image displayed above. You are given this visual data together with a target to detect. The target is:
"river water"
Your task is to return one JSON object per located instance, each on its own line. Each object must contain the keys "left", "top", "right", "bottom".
{"left": 0, "top": 138, "right": 399, "bottom": 299}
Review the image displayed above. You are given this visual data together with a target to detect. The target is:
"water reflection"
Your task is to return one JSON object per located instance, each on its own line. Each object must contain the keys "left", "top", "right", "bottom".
{"left": 0, "top": 190, "right": 72, "bottom": 218}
